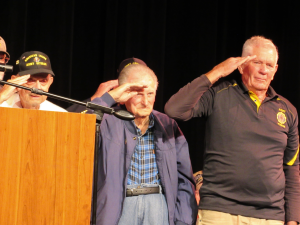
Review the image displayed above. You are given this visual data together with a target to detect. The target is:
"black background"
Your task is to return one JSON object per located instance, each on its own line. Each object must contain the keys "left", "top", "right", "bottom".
{"left": 3, "top": 1, "right": 300, "bottom": 172}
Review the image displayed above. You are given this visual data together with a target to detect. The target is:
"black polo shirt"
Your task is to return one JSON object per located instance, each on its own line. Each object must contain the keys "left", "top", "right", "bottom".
{"left": 165, "top": 74, "right": 300, "bottom": 221}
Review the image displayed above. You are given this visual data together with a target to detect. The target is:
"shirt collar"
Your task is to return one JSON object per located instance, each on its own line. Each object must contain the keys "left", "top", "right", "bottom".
{"left": 148, "top": 113, "right": 155, "bottom": 128}
{"left": 132, "top": 113, "right": 155, "bottom": 132}
{"left": 237, "top": 77, "right": 278, "bottom": 99}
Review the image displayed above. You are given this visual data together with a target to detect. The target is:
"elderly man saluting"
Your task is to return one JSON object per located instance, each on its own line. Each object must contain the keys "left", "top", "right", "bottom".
{"left": 92, "top": 63, "right": 197, "bottom": 225}
{"left": 0, "top": 51, "right": 66, "bottom": 112}
{"left": 165, "top": 36, "right": 300, "bottom": 225}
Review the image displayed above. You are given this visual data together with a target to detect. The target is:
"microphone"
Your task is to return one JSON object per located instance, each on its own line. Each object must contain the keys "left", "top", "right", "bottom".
{"left": 113, "top": 109, "right": 135, "bottom": 121}
{"left": 86, "top": 102, "right": 135, "bottom": 120}
{"left": 0, "top": 64, "right": 13, "bottom": 72}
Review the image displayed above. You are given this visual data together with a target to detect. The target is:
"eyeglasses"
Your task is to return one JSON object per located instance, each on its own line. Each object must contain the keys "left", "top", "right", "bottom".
{"left": 0, "top": 52, "right": 9, "bottom": 63}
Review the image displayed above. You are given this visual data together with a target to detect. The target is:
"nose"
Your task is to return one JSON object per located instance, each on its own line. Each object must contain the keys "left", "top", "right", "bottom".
{"left": 259, "top": 64, "right": 268, "bottom": 74}
{"left": 34, "top": 80, "right": 42, "bottom": 89}
{"left": 141, "top": 95, "right": 148, "bottom": 106}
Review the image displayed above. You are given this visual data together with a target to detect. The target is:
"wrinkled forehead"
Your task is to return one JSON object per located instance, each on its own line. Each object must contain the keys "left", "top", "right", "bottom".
{"left": 248, "top": 45, "right": 278, "bottom": 62}
{"left": 128, "top": 72, "right": 157, "bottom": 89}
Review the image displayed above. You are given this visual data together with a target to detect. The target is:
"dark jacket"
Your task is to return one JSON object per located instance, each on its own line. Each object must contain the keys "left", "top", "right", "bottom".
{"left": 93, "top": 93, "right": 198, "bottom": 225}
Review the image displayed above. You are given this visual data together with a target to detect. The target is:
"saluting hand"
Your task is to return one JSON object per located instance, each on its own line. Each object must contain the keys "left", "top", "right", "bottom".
{"left": 0, "top": 75, "right": 30, "bottom": 104}
{"left": 205, "top": 55, "right": 257, "bottom": 84}
{"left": 108, "top": 83, "right": 147, "bottom": 103}
{"left": 91, "top": 79, "right": 119, "bottom": 101}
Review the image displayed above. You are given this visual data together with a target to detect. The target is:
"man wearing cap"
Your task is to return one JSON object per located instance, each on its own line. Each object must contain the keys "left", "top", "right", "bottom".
{"left": 0, "top": 36, "right": 10, "bottom": 81}
{"left": 0, "top": 51, "right": 66, "bottom": 112}
{"left": 67, "top": 57, "right": 145, "bottom": 113}
{"left": 92, "top": 62, "right": 197, "bottom": 225}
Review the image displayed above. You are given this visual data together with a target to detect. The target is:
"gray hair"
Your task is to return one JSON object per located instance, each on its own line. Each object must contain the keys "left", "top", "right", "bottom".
{"left": 118, "top": 63, "right": 159, "bottom": 90}
{"left": 242, "top": 36, "right": 279, "bottom": 62}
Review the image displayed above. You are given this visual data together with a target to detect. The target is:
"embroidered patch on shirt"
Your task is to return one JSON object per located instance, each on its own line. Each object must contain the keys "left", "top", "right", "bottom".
{"left": 277, "top": 111, "right": 286, "bottom": 128}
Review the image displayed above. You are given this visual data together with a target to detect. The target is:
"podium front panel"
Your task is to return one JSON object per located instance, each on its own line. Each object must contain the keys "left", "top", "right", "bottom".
{"left": 0, "top": 107, "right": 96, "bottom": 225}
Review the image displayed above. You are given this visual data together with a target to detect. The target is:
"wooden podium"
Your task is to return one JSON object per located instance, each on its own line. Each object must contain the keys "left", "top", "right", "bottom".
{"left": 0, "top": 107, "right": 96, "bottom": 225}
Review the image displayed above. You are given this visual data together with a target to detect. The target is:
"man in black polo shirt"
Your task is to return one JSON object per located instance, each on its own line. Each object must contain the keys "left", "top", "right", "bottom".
{"left": 165, "top": 36, "right": 300, "bottom": 225}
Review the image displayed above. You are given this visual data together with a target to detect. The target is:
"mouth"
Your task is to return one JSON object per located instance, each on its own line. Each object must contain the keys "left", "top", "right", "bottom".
{"left": 254, "top": 77, "right": 266, "bottom": 82}
{"left": 30, "top": 94, "right": 41, "bottom": 98}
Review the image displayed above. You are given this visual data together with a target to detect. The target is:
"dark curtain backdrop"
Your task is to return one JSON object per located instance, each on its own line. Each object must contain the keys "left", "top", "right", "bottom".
{"left": 3, "top": 1, "right": 300, "bottom": 172}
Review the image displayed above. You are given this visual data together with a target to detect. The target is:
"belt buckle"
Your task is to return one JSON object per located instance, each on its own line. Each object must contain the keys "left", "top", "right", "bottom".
{"left": 130, "top": 188, "right": 134, "bottom": 196}
{"left": 158, "top": 185, "right": 162, "bottom": 194}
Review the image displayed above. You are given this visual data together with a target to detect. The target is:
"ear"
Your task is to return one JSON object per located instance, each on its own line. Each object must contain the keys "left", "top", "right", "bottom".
{"left": 238, "top": 65, "right": 244, "bottom": 75}
{"left": 48, "top": 76, "right": 54, "bottom": 86}
{"left": 271, "top": 64, "right": 278, "bottom": 80}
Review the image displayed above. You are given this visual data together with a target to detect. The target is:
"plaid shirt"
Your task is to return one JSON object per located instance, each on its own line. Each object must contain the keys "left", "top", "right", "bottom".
{"left": 127, "top": 114, "right": 161, "bottom": 185}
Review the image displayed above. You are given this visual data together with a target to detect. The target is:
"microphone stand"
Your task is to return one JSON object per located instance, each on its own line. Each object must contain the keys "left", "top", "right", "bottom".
{"left": 0, "top": 80, "right": 135, "bottom": 225}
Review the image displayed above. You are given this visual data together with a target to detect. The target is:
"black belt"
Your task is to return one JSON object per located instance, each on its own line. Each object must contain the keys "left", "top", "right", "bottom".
{"left": 126, "top": 186, "right": 160, "bottom": 197}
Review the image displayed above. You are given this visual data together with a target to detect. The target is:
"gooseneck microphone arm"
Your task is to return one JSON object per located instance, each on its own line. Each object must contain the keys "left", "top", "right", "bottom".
{"left": 0, "top": 79, "right": 135, "bottom": 121}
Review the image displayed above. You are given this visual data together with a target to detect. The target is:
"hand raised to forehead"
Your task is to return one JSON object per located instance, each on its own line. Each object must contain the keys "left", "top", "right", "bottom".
{"left": 108, "top": 83, "right": 147, "bottom": 103}
{"left": 205, "top": 55, "right": 257, "bottom": 84}
{"left": 0, "top": 75, "right": 30, "bottom": 104}
{"left": 91, "top": 79, "right": 119, "bottom": 101}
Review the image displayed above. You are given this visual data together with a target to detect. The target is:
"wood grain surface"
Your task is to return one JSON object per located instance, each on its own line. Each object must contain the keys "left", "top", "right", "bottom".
{"left": 0, "top": 107, "right": 96, "bottom": 225}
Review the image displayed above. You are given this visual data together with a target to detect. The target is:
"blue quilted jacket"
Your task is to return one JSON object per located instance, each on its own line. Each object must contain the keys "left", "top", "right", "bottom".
{"left": 92, "top": 93, "right": 198, "bottom": 225}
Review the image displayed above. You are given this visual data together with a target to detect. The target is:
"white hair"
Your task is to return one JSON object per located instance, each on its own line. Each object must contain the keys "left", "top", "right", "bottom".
{"left": 242, "top": 36, "right": 279, "bottom": 62}
{"left": 118, "top": 63, "right": 159, "bottom": 90}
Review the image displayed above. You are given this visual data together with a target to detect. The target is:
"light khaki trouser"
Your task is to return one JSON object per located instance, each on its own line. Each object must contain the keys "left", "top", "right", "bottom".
{"left": 196, "top": 210, "right": 284, "bottom": 225}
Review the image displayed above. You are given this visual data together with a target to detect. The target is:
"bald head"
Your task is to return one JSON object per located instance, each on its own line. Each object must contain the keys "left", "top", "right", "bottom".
{"left": 118, "top": 64, "right": 158, "bottom": 91}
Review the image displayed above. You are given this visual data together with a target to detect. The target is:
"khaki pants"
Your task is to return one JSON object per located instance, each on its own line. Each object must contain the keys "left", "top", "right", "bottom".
{"left": 196, "top": 210, "right": 284, "bottom": 225}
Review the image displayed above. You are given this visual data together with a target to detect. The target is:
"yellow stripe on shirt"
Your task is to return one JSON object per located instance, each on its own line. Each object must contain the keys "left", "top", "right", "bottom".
{"left": 287, "top": 146, "right": 299, "bottom": 166}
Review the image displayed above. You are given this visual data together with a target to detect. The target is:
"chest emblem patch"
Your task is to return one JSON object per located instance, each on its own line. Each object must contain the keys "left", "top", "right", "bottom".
{"left": 277, "top": 111, "right": 286, "bottom": 128}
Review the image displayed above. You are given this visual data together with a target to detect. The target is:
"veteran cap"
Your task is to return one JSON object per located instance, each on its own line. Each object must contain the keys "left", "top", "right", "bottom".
{"left": 117, "top": 57, "right": 147, "bottom": 74}
{"left": 0, "top": 36, "right": 10, "bottom": 60}
{"left": 16, "top": 51, "right": 55, "bottom": 76}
